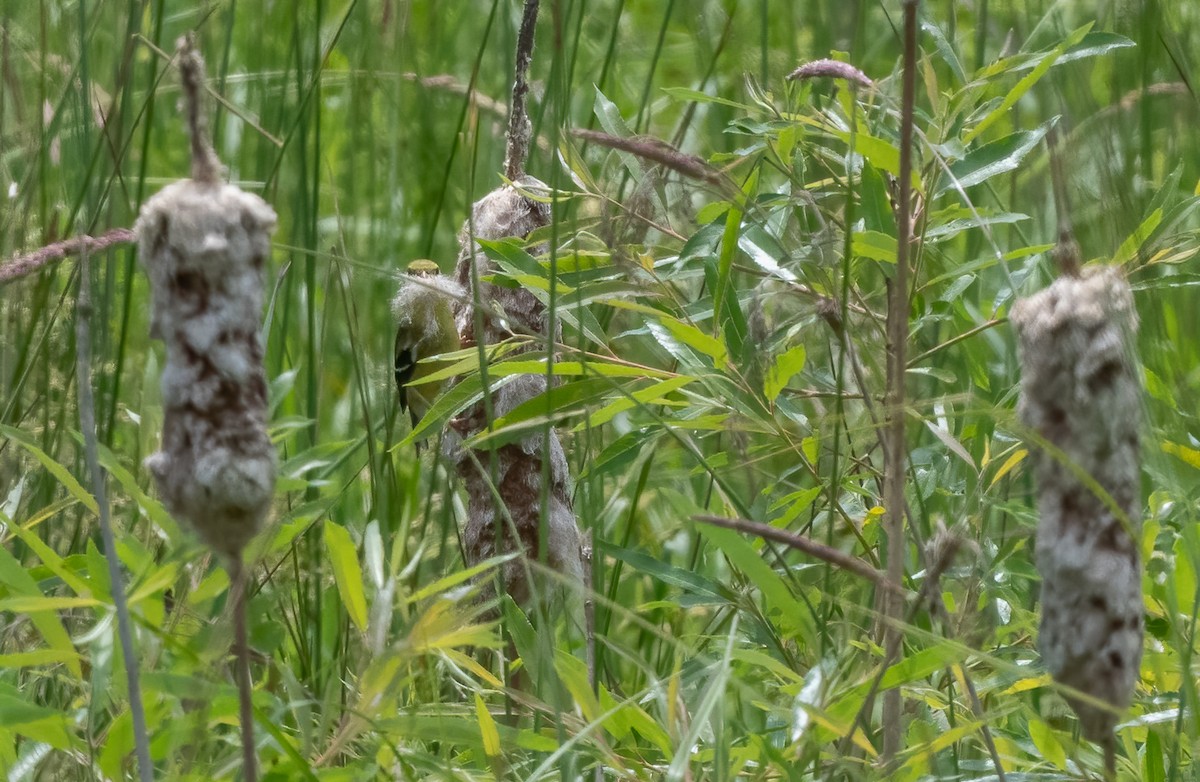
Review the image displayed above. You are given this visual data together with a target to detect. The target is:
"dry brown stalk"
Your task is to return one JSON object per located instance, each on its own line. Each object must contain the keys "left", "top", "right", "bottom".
{"left": 692, "top": 514, "right": 901, "bottom": 593}
{"left": 177, "top": 33, "right": 222, "bottom": 184}
{"left": 1046, "top": 128, "right": 1081, "bottom": 277}
{"left": 503, "top": 0, "right": 540, "bottom": 181}
{"left": 571, "top": 128, "right": 726, "bottom": 186}
{"left": 879, "top": 0, "right": 920, "bottom": 765}
{"left": 0, "top": 228, "right": 135, "bottom": 285}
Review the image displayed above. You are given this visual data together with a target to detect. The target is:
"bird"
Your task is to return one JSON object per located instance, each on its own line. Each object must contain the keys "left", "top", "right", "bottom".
{"left": 392, "top": 259, "right": 463, "bottom": 439}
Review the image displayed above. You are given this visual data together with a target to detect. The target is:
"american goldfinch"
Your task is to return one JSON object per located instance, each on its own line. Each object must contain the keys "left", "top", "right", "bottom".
{"left": 392, "top": 260, "right": 463, "bottom": 435}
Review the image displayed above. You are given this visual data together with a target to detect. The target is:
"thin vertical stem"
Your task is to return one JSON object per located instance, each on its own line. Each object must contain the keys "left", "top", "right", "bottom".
{"left": 503, "top": 0, "right": 540, "bottom": 180}
{"left": 232, "top": 557, "right": 258, "bottom": 782}
{"left": 75, "top": 247, "right": 154, "bottom": 782}
{"left": 1046, "top": 127, "right": 1081, "bottom": 277}
{"left": 881, "top": 0, "right": 919, "bottom": 765}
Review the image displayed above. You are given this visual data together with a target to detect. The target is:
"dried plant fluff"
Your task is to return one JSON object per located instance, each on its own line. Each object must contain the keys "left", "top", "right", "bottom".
{"left": 450, "top": 179, "right": 582, "bottom": 609}
{"left": 137, "top": 180, "right": 278, "bottom": 561}
{"left": 1011, "top": 264, "right": 1143, "bottom": 743}
{"left": 454, "top": 177, "right": 553, "bottom": 345}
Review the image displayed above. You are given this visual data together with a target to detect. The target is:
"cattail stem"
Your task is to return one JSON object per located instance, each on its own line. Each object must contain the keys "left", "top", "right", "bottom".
{"left": 880, "top": 0, "right": 919, "bottom": 764}
{"left": 137, "top": 34, "right": 276, "bottom": 782}
{"left": 75, "top": 246, "right": 154, "bottom": 782}
{"left": 1046, "top": 128, "right": 1081, "bottom": 277}
{"left": 177, "top": 34, "right": 222, "bottom": 184}
{"left": 503, "top": 0, "right": 540, "bottom": 181}
{"left": 232, "top": 558, "right": 258, "bottom": 782}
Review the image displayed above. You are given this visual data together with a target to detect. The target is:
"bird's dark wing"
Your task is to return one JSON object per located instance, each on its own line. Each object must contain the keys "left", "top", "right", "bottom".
{"left": 394, "top": 331, "right": 417, "bottom": 411}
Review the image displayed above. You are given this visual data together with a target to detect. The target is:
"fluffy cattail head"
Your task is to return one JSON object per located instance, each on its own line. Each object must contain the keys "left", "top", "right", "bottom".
{"left": 1011, "top": 264, "right": 1142, "bottom": 743}
{"left": 137, "top": 177, "right": 277, "bottom": 562}
{"left": 453, "top": 177, "right": 552, "bottom": 344}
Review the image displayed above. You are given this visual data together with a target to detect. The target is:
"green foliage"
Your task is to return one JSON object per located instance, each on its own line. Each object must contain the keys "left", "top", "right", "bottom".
{"left": 1, "top": 1, "right": 1200, "bottom": 779}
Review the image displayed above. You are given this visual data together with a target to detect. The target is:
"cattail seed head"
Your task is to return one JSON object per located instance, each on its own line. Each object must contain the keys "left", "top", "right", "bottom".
{"left": 137, "top": 179, "right": 278, "bottom": 561}
{"left": 1011, "top": 264, "right": 1142, "bottom": 742}
{"left": 449, "top": 177, "right": 582, "bottom": 612}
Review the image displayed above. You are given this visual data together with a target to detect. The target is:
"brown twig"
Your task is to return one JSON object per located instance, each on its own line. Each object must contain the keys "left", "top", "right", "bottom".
{"left": 572, "top": 128, "right": 728, "bottom": 187}
{"left": 880, "top": 0, "right": 919, "bottom": 765}
{"left": 503, "top": 0, "right": 540, "bottom": 181}
{"left": 692, "top": 515, "right": 902, "bottom": 594}
{"left": 0, "top": 228, "right": 135, "bottom": 286}
{"left": 409, "top": 72, "right": 510, "bottom": 117}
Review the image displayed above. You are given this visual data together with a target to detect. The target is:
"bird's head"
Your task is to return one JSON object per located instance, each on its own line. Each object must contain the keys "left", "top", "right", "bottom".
{"left": 405, "top": 259, "right": 440, "bottom": 278}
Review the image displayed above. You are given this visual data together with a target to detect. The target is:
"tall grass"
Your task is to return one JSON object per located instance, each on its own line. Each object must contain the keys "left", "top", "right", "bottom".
{"left": 1, "top": 1, "right": 1198, "bottom": 779}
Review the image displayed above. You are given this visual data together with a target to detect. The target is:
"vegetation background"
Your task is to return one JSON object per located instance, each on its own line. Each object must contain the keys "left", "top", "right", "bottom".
{"left": 1, "top": 0, "right": 1199, "bottom": 779}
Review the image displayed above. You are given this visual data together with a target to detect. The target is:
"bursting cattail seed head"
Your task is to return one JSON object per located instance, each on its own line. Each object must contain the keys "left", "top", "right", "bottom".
{"left": 450, "top": 178, "right": 583, "bottom": 611}
{"left": 454, "top": 177, "right": 552, "bottom": 345}
{"left": 1011, "top": 264, "right": 1143, "bottom": 743}
{"left": 137, "top": 177, "right": 278, "bottom": 561}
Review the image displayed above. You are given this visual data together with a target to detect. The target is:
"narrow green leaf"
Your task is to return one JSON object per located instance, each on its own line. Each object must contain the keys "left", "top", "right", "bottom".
{"left": 94, "top": 440, "right": 183, "bottom": 543}
{"left": 1029, "top": 718, "right": 1067, "bottom": 770}
{"left": 713, "top": 170, "right": 756, "bottom": 331}
{"left": 1162, "top": 441, "right": 1200, "bottom": 469}
{"left": 1113, "top": 208, "right": 1163, "bottom": 266}
{"left": 474, "top": 693, "right": 502, "bottom": 758}
{"left": 963, "top": 23, "right": 1091, "bottom": 144}
{"left": 4, "top": 521, "right": 92, "bottom": 598}
{"left": 828, "top": 643, "right": 960, "bottom": 723}
{"left": 554, "top": 650, "right": 602, "bottom": 722}
{"left": 921, "top": 20, "right": 966, "bottom": 84}
{"left": 557, "top": 138, "right": 601, "bottom": 192}
{"left": 0, "top": 545, "right": 82, "bottom": 678}
{"left": 0, "top": 425, "right": 98, "bottom": 515}
{"left": 657, "top": 317, "right": 728, "bottom": 369}
{"left": 943, "top": 124, "right": 1051, "bottom": 192}
{"left": 0, "top": 694, "right": 74, "bottom": 750}
{"left": 860, "top": 163, "right": 895, "bottom": 236}
{"left": 599, "top": 540, "right": 728, "bottom": 603}
{"left": 700, "top": 524, "right": 809, "bottom": 632}
{"left": 593, "top": 87, "right": 633, "bottom": 138}
{"left": 579, "top": 376, "right": 695, "bottom": 429}
{"left": 765, "top": 344, "right": 807, "bottom": 402}
{"left": 1015, "top": 31, "right": 1135, "bottom": 70}
{"left": 1144, "top": 730, "right": 1165, "bottom": 782}
{"left": 1173, "top": 537, "right": 1196, "bottom": 611}
{"left": 661, "top": 86, "right": 752, "bottom": 110}
{"left": 0, "top": 596, "right": 99, "bottom": 611}
{"left": 0, "top": 650, "right": 81, "bottom": 668}
{"left": 323, "top": 522, "right": 368, "bottom": 632}
{"left": 851, "top": 230, "right": 898, "bottom": 263}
